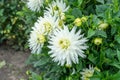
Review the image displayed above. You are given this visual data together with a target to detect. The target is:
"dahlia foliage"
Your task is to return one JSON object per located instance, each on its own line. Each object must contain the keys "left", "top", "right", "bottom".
{"left": 26, "top": 0, "right": 120, "bottom": 79}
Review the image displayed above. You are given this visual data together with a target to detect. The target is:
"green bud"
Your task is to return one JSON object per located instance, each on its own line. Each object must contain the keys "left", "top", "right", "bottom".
{"left": 94, "top": 38, "right": 102, "bottom": 45}
{"left": 98, "top": 23, "right": 109, "bottom": 30}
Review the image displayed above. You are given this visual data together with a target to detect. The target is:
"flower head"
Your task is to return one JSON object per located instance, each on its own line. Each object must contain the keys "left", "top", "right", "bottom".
{"left": 80, "top": 65, "right": 94, "bottom": 80}
{"left": 44, "top": 0, "right": 69, "bottom": 16}
{"left": 28, "top": 27, "right": 46, "bottom": 54}
{"left": 27, "top": 0, "right": 44, "bottom": 12}
{"left": 48, "top": 26, "right": 88, "bottom": 66}
{"left": 34, "top": 14, "right": 57, "bottom": 35}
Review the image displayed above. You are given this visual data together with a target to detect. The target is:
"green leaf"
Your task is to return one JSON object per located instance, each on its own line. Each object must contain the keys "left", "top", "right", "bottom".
{"left": 112, "top": 0, "right": 119, "bottom": 12}
{"left": 96, "top": 5, "right": 107, "bottom": 13}
{"left": 111, "top": 26, "right": 117, "bottom": 35}
{"left": 0, "top": 9, "right": 4, "bottom": 16}
{"left": 96, "top": 0, "right": 104, "bottom": 4}
{"left": 31, "top": 72, "right": 42, "bottom": 80}
{"left": 16, "top": 11, "right": 24, "bottom": 16}
{"left": 115, "top": 35, "right": 120, "bottom": 44}
{"left": 90, "top": 77, "right": 100, "bottom": 80}
{"left": 117, "top": 49, "right": 120, "bottom": 62}
{"left": 87, "top": 29, "right": 95, "bottom": 38}
{"left": 95, "top": 30, "right": 107, "bottom": 38}
{"left": 110, "top": 61, "right": 120, "bottom": 69}
{"left": 88, "top": 54, "right": 97, "bottom": 64}
{"left": 110, "top": 71, "right": 120, "bottom": 80}
{"left": 72, "top": 8, "right": 82, "bottom": 18}
{"left": 34, "top": 57, "right": 49, "bottom": 67}
{"left": 78, "top": 0, "right": 83, "bottom": 6}
{"left": 96, "top": 5, "right": 108, "bottom": 17}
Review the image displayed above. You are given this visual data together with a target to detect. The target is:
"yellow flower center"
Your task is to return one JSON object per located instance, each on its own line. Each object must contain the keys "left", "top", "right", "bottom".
{"left": 43, "top": 22, "right": 52, "bottom": 33}
{"left": 53, "top": 5, "right": 59, "bottom": 11}
{"left": 37, "top": 34, "right": 46, "bottom": 43}
{"left": 59, "top": 38, "right": 70, "bottom": 49}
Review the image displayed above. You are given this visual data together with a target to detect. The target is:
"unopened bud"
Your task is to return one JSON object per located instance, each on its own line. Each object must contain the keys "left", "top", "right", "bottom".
{"left": 98, "top": 23, "right": 109, "bottom": 30}
{"left": 94, "top": 38, "right": 102, "bottom": 45}
{"left": 81, "top": 16, "right": 87, "bottom": 22}
{"left": 74, "top": 18, "right": 82, "bottom": 27}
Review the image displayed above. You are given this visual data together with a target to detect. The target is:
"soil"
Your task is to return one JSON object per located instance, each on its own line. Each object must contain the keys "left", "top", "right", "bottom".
{"left": 0, "top": 45, "right": 30, "bottom": 80}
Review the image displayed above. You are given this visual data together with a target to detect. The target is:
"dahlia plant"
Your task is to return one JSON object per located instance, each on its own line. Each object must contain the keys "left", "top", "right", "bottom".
{"left": 26, "top": 0, "right": 120, "bottom": 80}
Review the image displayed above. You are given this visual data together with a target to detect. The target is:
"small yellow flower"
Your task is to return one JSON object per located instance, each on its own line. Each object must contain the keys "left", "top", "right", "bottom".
{"left": 98, "top": 23, "right": 109, "bottom": 30}
{"left": 74, "top": 18, "right": 82, "bottom": 27}
{"left": 94, "top": 37, "right": 102, "bottom": 45}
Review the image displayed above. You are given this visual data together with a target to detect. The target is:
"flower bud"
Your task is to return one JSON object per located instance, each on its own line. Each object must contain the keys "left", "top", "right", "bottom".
{"left": 81, "top": 16, "right": 87, "bottom": 22}
{"left": 94, "top": 38, "right": 102, "bottom": 45}
{"left": 74, "top": 18, "right": 82, "bottom": 27}
{"left": 98, "top": 23, "right": 109, "bottom": 30}
{"left": 65, "top": 64, "right": 71, "bottom": 68}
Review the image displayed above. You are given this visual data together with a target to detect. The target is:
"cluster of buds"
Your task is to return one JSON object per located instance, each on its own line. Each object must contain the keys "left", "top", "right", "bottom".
{"left": 74, "top": 16, "right": 88, "bottom": 27}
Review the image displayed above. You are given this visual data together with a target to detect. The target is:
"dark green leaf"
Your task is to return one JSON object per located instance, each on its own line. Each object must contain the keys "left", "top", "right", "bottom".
{"left": 117, "top": 49, "right": 120, "bottom": 62}
{"left": 78, "top": 0, "right": 83, "bottom": 6}
{"left": 95, "top": 30, "right": 107, "bottom": 38}
{"left": 115, "top": 35, "right": 120, "bottom": 44}
{"left": 88, "top": 54, "right": 97, "bottom": 64}
{"left": 96, "top": 0, "right": 104, "bottom": 4}
{"left": 111, "top": 26, "right": 117, "bottom": 35}
{"left": 34, "top": 57, "right": 49, "bottom": 67}
{"left": 87, "top": 29, "right": 95, "bottom": 38}
{"left": 72, "top": 8, "right": 82, "bottom": 18}
{"left": 31, "top": 72, "right": 42, "bottom": 80}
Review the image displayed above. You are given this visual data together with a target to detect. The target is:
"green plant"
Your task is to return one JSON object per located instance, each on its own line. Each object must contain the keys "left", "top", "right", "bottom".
{"left": 16, "top": 0, "right": 120, "bottom": 79}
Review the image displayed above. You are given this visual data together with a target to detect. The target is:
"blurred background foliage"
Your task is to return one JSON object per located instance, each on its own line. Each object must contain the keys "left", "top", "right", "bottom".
{"left": 0, "top": 0, "right": 40, "bottom": 50}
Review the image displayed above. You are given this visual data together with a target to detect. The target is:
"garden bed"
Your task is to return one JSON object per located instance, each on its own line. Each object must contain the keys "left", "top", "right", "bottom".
{"left": 0, "top": 44, "right": 29, "bottom": 80}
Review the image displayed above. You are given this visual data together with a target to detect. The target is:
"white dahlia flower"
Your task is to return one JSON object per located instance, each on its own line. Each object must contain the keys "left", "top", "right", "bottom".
{"left": 27, "top": 0, "right": 44, "bottom": 12}
{"left": 28, "top": 27, "right": 46, "bottom": 54}
{"left": 34, "top": 14, "right": 57, "bottom": 35}
{"left": 44, "top": 0, "right": 69, "bottom": 16}
{"left": 48, "top": 26, "right": 88, "bottom": 66}
{"left": 80, "top": 65, "right": 94, "bottom": 80}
